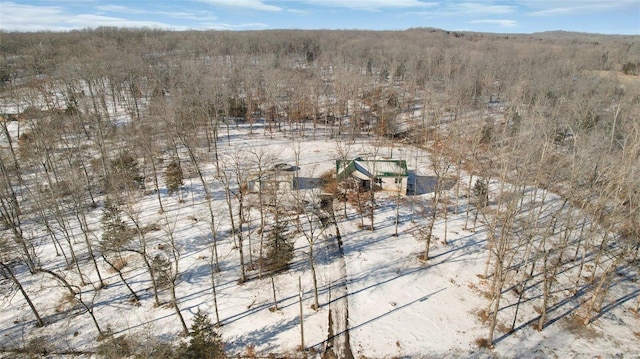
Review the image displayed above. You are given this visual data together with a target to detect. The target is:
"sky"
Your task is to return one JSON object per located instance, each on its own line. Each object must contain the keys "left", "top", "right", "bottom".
{"left": 0, "top": 0, "right": 638, "bottom": 34}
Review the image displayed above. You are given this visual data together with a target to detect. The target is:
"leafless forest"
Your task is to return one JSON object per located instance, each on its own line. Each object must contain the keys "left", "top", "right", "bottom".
{"left": 1, "top": 28, "right": 639, "bottom": 357}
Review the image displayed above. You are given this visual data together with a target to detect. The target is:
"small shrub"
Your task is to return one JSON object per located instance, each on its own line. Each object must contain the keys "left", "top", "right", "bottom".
{"left": 25, "top": 336, "right": 49, "bottom": 356}
{"left": 97, "top": 334, "right": 133, "bottom": 359}
{"left": 141, "top": 342, "right": 178, "bottom": 358}
{"left": 245, "top": 344, "right": 256, "bottom": 359}
{"left": 479, "top": 123, "right": 493, "bottom": 144}
{"left": 18, "top": 131, "right": 33, "bottom": 145}
{"left": 497, "top": 322, "right": 512, "bottom": 333}
{"left": 475, "top": 338, "right": 493, "bottom": 349}
{"left": 56, "top": 292, "right": 77, "bottom": 312}
{"left": 142, "top": 222, "right": 161, "bottom": 234}
{"left": 113, "top": 257, "right": 127, "bottom": 271}
{"left": 477, "top": 309, "right": 490, "bottom": 323}
{"left": 622, "top": 62, "right": 640, "bottom": 76}
{"left": 320, "top": 170, "right": 338, "bottom": 194}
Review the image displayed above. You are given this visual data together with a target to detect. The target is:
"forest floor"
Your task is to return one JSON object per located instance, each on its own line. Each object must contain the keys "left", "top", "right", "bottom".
{"left": 1, "top": 121, "right": 639, "bottom": 358}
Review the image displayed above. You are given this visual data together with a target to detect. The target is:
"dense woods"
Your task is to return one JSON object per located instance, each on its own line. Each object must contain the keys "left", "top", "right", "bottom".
{"left": 0, "top": 28, "right": 639, "bottom": 357}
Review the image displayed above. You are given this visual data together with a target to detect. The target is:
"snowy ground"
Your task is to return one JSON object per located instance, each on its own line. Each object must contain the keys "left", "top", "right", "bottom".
{"left": 1, "top": 121, "right": 639, "bottom": 358}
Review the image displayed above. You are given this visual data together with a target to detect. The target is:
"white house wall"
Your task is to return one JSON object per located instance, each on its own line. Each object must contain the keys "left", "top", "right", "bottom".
{"left": 380, "top": 177, "right": 408, "bottom": 193}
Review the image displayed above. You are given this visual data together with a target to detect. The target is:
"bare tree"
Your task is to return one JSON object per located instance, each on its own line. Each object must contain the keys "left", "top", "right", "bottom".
{"left": 39, "top": 268, "right": 104, "bottom": 337}
{"left": 0, "top": 257, "right": 44, "bottom": 327}
{"left": 221, "top": 150, "right": 250, "bottom": 283}
{"left": 423, "top": 138, "right": 452, "bottom": 261}
{"left": 294, "top": 183, "right": 326, "bottom": 310}
{"left": 161, "top": 212, "right": 189, "bottom": 336}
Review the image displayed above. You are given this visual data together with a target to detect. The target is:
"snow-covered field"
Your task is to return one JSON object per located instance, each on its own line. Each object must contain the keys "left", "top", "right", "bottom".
{"left": 1, "top": 119, "right": 639, "bottom": 358}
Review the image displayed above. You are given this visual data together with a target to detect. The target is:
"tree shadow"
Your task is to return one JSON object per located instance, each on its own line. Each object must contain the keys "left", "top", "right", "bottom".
{"left": 407, "top": 172, "right": 436, "bottom": 195}
{"left": 225, "top": 317, "right": 300, "bottom": 354}
{"left": 294, "top": 177, "right": 322, "bottom": 190}
{"left": 493, "top": 283, "right": 591, "bottom": 345}
{"left": 309, "top": 288, "right": 446, "bottom": 351}
{"left": 406, "top": 172, "right": 457, "bottom": 195}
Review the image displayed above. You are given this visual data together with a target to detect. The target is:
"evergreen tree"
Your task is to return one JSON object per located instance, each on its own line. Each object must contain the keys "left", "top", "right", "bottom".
{"left": 164, "top": 159, "right": 184, "bottom": 195}
{"left": 473, "top": 178, "right": 489, "bottom": 208}
{"left": 151, "top": 254, "right": 171, "bottom": 289}
{"left": 479, "top": 123, "right": 493, "bottom": 144}
{"left": 108, "top": 151, "right": 144, "bottom": 192}
{"left": 265, "top": 222, "right": 294, "bottom": 273}
{"left": 101, "top": 198, "right": 132, "bottom": 250}
{"left": 181, "top": 309, "right": 224, "bottom": 359}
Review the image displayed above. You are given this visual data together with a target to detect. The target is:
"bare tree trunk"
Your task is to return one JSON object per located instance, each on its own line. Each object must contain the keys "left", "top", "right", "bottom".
{"left": 52, "top": 211, "right": 85, "bottom": 285}
{"left": 210, "top": 269, "right": 221, "bottom": 327}
{"left": 168, "top": 276, "right": 189, "bottom": 335}
{"left": 180, "top": 135, "right": 221, "bottom": 268}
{"left": 39, "top": 269, "right": 103, "bottom": 337}
{"left": 487, "top": 259, "right": 504, "bottom": 348}
{"left": 584, "top": 254, "right": 624, "bottom": 324}
{"left": 464, "top": 173, "right": 474, "bottom": 230}
{"left": 102, "top": 254, "right": 139, "bottom": 302}
{"left": 511, "top": 248, "right": 536, "bottom": 330}
{"left": 298, "top": 276, "right": 305, "bottom": 349}
{"left": 126, "top": 211, "right": 161, "bottom": 307}
{"left": 0, "top": 261, "right": 44, "bottom": 327}
{"left": 394, "top": 197, "right": 400, "bottom": 237}
{"left": 309, "top": 244, "right": 319, "bottom": 310}
{"left": 537, "top": 250, "right": 550, "bottom": 331}
{"left": 72, "top": 200, "right": 104, "bottom": 288}
{"left": 443, "top": 198, "right": 449, "bottom": 244}
{"left": 164, "top": 215, "right": 189, "bottom": 336}
{"left": 0, "top": 125, "right": 37, "bottom": 273}
{"left": 271, "top": 275, "right": 279, "bottom": 311}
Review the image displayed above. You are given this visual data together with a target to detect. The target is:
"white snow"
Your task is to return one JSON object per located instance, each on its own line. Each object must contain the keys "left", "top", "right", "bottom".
{"left": 1, "top": 120, "right": 638, "bottom": 358}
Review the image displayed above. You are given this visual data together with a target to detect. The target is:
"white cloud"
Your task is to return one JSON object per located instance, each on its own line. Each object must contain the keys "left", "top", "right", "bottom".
{"left": 520, "top": 0, "right": 640, "bottom": 16}
{"left": 96, "top": 5, "right": 142, "bottom": 13}
{"left": 0, "top": 1, "right": 184, "bottom": 31}
{"left": 197, "top": 0, "right": 282, "bottom": 11}
{"left": 96, "top": 4, "right": 219, "bottom": 22}
{"left": 296, "top": 0, "right": 438, "bottom": 11}
{"left": 528, "top": 7, "right": 573, "bottom": 16}
{"left": 287, "top": 8, "right": 310, "bottom": 15}
{"left": 201, "top": 22, "right": 270, "bottom": 30}
{"left": 0, "top": 1, "right": 63, "bottom": 30}
{"left": 68, "top": 14, "right": 186, "bottom": 29}
{"left": 448, "top": 3, "right": 514, "bottom": 15}
{"left": 469, "top": 19, "right": 517, "bottom": 27}
{"left": 410, "top": 2, "right": 515, "bottom": 17}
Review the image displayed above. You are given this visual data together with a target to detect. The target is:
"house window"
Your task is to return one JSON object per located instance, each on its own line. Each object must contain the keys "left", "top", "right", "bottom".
{"left": 394, "top": 178, "right": 402, "bottom": 184}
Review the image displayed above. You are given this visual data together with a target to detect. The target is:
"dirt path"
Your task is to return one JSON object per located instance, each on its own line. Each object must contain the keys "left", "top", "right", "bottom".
{"left": 322, "top": 224, "right": 354, "bottom": 359}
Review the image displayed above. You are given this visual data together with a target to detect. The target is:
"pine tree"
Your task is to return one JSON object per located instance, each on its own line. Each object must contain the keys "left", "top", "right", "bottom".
{"left": 479, "top": 123, "right": 493, "bottom": 144}
{"left": 108, "top": 151, "right": 144, "bottom": 192}
{"left": 165, "top": 159, "right": 184, "bottom": 195}
{"left": 473, "top": 178, "right": 489, "bottom": 208}
{"left": 101, "top": 198, "right": 132, "bottom": 250}
{"left": 265, "top": 222, "right": 294, "bottom": 273}
{"left": 151, "top": 254, "right": 171, "bottom": 289}
{"left": 181, "top": 309, "right": 224, "bottom": 359}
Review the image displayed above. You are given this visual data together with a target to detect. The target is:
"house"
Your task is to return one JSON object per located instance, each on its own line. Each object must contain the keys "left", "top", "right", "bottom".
{"left": 336, "top": 157, "right": 408, "bottom": 193}
{"left": 247, "top": 163, "right": 296, "bottom": 193}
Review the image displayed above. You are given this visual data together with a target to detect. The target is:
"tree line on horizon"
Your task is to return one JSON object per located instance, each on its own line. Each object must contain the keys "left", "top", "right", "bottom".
{"left": 0, "top": 28, "right": 638, "bottom": 356}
